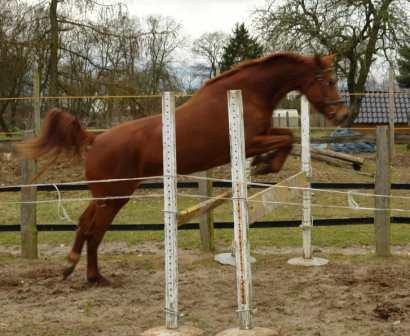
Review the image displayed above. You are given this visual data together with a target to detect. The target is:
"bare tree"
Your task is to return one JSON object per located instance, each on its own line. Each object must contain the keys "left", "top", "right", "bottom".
{"left": 192, "top": 31, "right": 227, "bottom": 79}
{"left": 253, "top": 0, "right": 410, "bottom": 123}
{"left": 0, "top": 1, "right": 187, "bottom": 129}
{"left": 0, "top": 0, "right": 37, "bottom": 132}
{"left": 40, "top": 0, "right": 129, "bottom": 96}
{"left": 140, "top": 15, "right": 184, "bottom": 94}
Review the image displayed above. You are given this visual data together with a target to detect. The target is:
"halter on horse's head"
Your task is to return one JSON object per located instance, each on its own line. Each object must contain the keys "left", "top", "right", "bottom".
{"left": 302, "top": 54, "right": 350, "bottom": 125}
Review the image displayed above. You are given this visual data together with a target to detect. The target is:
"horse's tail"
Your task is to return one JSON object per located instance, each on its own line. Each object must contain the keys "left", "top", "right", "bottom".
{"left": 17, "top": 108, "right": 96, "bottom": 162}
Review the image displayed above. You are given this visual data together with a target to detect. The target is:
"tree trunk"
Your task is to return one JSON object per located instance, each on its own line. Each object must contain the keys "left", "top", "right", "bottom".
{"left": 0, "top": 114, "right": 9, "bottom": 134}
{"left": 345, "top": 94, "right": 363, "bottom": 126}
{"left": 49, "top": 0, "right": 59, "bottom": 97}
{"left": 0, "top": 102, "right": 10, "bottom": 134}
{"left": 10, "top": 101, "right": 17, "bottom": 130}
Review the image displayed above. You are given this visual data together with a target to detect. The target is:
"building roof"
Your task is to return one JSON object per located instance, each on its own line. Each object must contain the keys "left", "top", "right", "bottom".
{"left": 342, "top": 91, "right": 410, "bottom": 124}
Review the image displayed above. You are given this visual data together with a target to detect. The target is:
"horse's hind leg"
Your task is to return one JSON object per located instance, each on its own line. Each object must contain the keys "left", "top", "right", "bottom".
{"left": 85, "top": 199, "right": 128, "bottom": 284}
{"left": 63, "top": 201, "right": 97, "bottom": 279}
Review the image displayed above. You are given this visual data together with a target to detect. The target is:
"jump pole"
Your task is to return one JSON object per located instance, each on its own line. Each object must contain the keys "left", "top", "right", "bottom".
{"left": 288, "top": 95, "right": 328, "bottom": 266}
{"left": 215, "top": 90, "right": 275, "bottom": 336}
{"left": 142, "top": 92, "right": 203, "bottom": 336}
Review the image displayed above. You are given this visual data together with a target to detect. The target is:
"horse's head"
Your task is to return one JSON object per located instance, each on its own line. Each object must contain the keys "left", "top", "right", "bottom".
{"left": 302, "top": 55, "right": 350, "bottom": 125}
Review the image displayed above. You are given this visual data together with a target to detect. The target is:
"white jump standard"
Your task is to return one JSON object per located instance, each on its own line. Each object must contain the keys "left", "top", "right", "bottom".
{"left": 142, "top": 92, "right": 203, "bottom": 336}
{"left": 287, "top": 95, "right": 328, "bottom": 267}
{"left": 215, "top": 90, "right": 276, "bottom": 336}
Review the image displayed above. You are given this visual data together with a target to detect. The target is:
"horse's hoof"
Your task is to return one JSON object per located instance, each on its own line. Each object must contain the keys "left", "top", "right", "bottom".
{"left": 62, "top": 264, "right": 75, "bottom": 280}
{"left": 87, "top": 275, "right": 111, "bottom": 286}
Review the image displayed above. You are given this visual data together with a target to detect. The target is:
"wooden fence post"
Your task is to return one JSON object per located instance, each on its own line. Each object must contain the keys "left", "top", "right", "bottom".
{"left": 20, "top": 67, "right": 41, "bottom": 259}
{"left": 198, "top": 170, "right": 214, "bottom": 251}
{"left": 388, "top": 67, "right": 396, "bottom": 159}
{"left": 20, "top": 131, "right": 38, "bottom": 259}
{"left": 374, "top": 126, "right": 391, "bottom": 257}
{"left": 286, "top": 111, "right": 290, "bottom": 128}
{"left": 33, "top": 66, "right": 41, "bottom": 135}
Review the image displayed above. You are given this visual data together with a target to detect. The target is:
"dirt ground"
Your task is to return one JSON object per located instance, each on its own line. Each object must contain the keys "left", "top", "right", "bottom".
{"left": 1, "top": 243, "right": 410, "bottom": 336}
{"left": 1, "top": 143, "right": 410, "bottom": 335}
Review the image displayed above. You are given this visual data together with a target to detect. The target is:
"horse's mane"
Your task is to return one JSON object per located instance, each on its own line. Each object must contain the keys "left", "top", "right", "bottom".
{"left": 204, "top": 52, "right": 313, "bottom": 87}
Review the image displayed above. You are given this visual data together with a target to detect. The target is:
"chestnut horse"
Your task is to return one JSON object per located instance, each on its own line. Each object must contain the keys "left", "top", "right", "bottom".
{"left": 19, "top": 52, "right": 350, "bottom": 284}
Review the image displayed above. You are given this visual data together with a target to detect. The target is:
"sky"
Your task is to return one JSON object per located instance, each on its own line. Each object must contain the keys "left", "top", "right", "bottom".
{"left": 24, "top": 0, "right": 268, "bottom": 38}
{"left": 116, "top": 0, "right": 268, "bottom": 38}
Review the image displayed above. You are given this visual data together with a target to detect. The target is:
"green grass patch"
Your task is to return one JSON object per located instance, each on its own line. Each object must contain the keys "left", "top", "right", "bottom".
{"left": 1, "top": 224, "right": 409, "bottom": 251}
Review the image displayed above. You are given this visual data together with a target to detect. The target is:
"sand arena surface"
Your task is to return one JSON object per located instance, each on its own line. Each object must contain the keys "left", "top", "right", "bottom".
{"left": 1, "top": 243, "right": 410, "bottom": 336}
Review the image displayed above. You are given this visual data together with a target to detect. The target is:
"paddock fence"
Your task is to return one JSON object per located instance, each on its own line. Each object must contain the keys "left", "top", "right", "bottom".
{"left": 0, "top": 91, "right": 410, "bottom": 257}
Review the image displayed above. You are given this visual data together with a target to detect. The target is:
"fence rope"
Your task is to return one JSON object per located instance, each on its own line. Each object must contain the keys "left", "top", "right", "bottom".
{"left": 1, "top": 91, "right": 410, "bottom": 102}
{"left": 176, "top": 192, "right": 410, "bottom": 215}
{"left": 0, "top": 175, "right": 163, "bottom": 190}
{"left": 0, "top": 93, "right": 194, "bottom": 102}
{"left": 0, "top": 188, "right": 409, "bottom": 215}
{"left": 178, "top": 174, "right": 410, "bottom": 202}
{"left": 0, "top": 193, "right": 164, "bottom": 206}
{"left": 0, "top": 174, "right": 409, "bottom": 213}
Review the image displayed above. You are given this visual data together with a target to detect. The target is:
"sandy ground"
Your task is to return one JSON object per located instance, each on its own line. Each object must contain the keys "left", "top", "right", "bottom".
{"left": 1, "top": 243, "right": 410, "bottom": 336}
{"left": 1, "top": 144, "right": 410, "bottom": 335}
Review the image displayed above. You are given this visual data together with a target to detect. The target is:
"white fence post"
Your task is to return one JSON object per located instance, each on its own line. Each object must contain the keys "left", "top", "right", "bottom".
{"left": 300, "top": 95, "right": 312, "bottom": 259}
{"left": 162, "top": 91, "right": 179, "bottom": 329}
{"left": 227, "top": 90, "right": 253, "bottom": 329}
{"left": 141, "top": 92, "right": 203, "bottom": 336}
{"left": 142, "top": 92, "right": 203, "bottom": 336}
{"left": 288, "top": 95, "right": 328, "bottom": 267}
{"left": 216, "top": 90, "right": 275, "bottom": 336}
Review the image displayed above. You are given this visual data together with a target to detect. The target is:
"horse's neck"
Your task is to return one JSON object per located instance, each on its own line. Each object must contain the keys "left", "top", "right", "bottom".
{"left": 267, "top": 60, "right": 309, "bottom": 94}
{"left": 201, "top": 57, "right": 310, "bottom": 114}
{"left": 238, "top": 61, "right": 305, "bottom": 112}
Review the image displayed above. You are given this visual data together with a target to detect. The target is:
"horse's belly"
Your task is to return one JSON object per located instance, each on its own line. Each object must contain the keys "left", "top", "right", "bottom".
{"left": 176, "top": 140, "right": 230, "bottom": 174}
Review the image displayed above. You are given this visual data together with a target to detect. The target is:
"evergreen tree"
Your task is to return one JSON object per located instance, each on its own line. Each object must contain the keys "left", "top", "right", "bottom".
{"left": 219, "top": 23, "right": 264, "bottom": 72}
{"left": 397, "top": 45, "right": 410, "bottom": 88}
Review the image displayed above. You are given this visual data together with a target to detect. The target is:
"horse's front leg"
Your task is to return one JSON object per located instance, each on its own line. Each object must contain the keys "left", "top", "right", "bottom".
{"left": 246, "top": 128, "right": 294, "bottom": 175}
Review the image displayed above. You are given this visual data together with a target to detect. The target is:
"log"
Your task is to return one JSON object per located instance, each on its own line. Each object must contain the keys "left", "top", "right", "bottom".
{"left": 177, "top": 191, "right": 231, "bottom": 226}
{"left": 311, "top": 147, "right": 364, "bottom": 165}
{"left": 291, "top": 147, "right": 353, "bottom": 169}
{"left": 294, "top": 133, "right": 410, "bottom": 144}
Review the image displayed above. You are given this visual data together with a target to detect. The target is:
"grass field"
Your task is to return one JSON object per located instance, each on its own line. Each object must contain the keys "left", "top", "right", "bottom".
{"left": 1, "top": 141, "right": 409, "bottom": 252}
